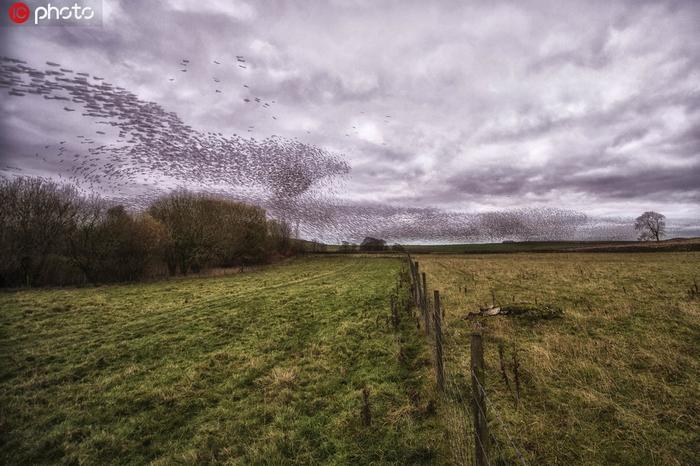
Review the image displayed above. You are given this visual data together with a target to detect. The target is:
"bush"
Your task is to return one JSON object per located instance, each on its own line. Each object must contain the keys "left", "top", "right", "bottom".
{"left": 0, "top": 177, "right": 294, "bottom": 286}
{"left": 149, "top": 191, "right": 276, "bottom": 274}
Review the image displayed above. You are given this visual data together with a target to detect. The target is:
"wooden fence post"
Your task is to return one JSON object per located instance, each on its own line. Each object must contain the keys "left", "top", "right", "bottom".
{"left": 414, "top": 262, "right": 421, "bottom": 306}
{"left": 433, "top": 290, "right": 445, "bottom": 391}
{"left": 471, "top": 333, "right": 489, "bottom": 466}
{"left": 361, "top": 386, "right": 372, "bottom": 426}
{"left": 422, "top": 272, "right": 430, "bottom": 335}
{"left": 513, "top": 349, "right": 521, "bottom": 408}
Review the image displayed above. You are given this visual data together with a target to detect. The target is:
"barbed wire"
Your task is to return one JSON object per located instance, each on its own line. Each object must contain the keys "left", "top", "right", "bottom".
{"left": 402, "top": 260, "right": 531, "bottom": 466}
{"left": 473, "top": 372, "right": 529, "bottom": 465}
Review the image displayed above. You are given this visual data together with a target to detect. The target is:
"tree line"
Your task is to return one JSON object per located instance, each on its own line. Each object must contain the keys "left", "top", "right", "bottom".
{"left": 0, "top": 177, "right": 296, "bottom": 287}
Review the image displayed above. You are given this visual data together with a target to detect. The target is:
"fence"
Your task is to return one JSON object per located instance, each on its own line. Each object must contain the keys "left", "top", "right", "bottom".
{"left": 402, "top": 254, "right": 529, "bottom": 466}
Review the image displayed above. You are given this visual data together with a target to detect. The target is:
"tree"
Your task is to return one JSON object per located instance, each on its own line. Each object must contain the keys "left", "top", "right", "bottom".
{"left": 149, "top": 190, "right": 271, "bottom": 273}
{"left": 634, "top": 211, "right": 666, "bottom": 242}
{"left": 149, "top": 191, "right": 207, "bottom": 275}
{"left": 68, "top": 202, "right": 167, "bottom": 282}
{"left": 267, "top": 218, "right": 293, "bottom": 256}
{"left": 360, "top": 237, "right": 387, "bottom": 251}
{"left": 0, "top": 177, "right": 80, "bottom": 286}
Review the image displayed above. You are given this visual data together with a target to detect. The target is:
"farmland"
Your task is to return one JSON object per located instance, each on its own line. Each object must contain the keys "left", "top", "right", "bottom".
{"left": 416, "top": 252, "right": 700, "bottom": 465}
{"left": 0, "top": 256, "right": 443, "bottom": 465}
{"left": 1, "top": 252, "right": 699, "bottom": 465}
{"left": 403, "top": 237, "right": 700, "bottom": 254}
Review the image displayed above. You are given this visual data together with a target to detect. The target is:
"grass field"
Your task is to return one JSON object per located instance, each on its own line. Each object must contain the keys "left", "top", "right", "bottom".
{"left": 403, "top": 238, "right": 700, "bottom": 254}
{"left": 406, "top": 241, "right": 609, "bottom": 254}
{"left": 416, "top": 252, "right": 700, "bottom": 465}
{"left": 2, "top": 253, "right": 699, "bottom": 465}
{"left": 0, "top": 256, "right": 444, "bottom": 465}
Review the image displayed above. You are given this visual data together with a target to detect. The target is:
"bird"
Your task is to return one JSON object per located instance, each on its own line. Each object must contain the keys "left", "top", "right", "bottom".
{"left": 0, "top": 55, "right": 351, "bottom": 218}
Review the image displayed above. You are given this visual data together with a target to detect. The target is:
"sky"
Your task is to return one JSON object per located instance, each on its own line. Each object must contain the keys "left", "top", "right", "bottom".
{"left": 1, "top": 0, "right": 699, "bottom": 242}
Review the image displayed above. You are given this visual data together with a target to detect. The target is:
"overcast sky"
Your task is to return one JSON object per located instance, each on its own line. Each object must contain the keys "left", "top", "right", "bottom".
{"left": 1, "top": 0, "right": 699, "bottom": 241}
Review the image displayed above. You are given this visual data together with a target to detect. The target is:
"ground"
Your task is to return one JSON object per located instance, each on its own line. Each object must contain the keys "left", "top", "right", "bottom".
{"left": 0, "top": 256, "right": 444, "bottom": 465}
{"left": 2, "top": 253, "right": 699, "bottom": 465}
{"left": 403, "top": 238, "right": 700, "bottom": 254}
{"left": 416, "top": 252, "right": 700, "bottom": 465}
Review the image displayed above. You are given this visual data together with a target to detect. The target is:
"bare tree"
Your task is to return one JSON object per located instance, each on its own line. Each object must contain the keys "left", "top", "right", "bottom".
{"left": 0, "top": 177, "right": 80, "bottom": 286}
{"left": 68, "top": 202, "right": 166, "bottom": 282}
{"left": 634, "top": 211, "right": 666, "bottom": 242}
{"left": 268, "top": 218, "right": 292, "bottom": 255}
{"left": 149, "top": 190, "right": 270, "bottom": 274}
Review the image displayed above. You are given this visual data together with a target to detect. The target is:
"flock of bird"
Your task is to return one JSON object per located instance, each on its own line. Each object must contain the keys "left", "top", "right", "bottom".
{"left": 168, "top": 55, "right": 279, "bottom": 128}
{"left": 0, "top": 55, "right": 350, "bottom": 208}
{"left": 1, "top": 55, "right": 610, "bottom": 242}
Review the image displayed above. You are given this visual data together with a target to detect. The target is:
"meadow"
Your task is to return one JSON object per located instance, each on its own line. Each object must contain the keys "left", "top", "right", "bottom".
{"left": 2, "top": 252, "right": 698, "bottom": 465}
{"left": 404, "top": 238, "right": 700, "bottom": 254}
{"left": 416, "top": 252, "right": 700, "bottom": 465}
{"left": 0, "top": 256, "right": 444, "bottom": 465}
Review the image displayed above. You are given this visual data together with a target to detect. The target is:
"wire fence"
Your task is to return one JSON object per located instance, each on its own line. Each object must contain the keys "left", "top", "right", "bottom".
{"left": 402, "top": 254, "right": 530, "bottom": 466}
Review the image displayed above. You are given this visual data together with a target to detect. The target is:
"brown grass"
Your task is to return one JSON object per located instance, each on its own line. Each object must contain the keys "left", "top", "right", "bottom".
{"left": 417, "top": 252, "right": 700, "bottom": 465}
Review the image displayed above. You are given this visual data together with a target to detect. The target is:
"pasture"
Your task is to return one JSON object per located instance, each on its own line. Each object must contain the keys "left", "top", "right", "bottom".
{"left": 416, "top": 252, "right": 700, "bottom": 465}
{"left": 0, "top": 256, "right": 443, "bottom": 465}
{"left": 1, "top": 252, "right": 698, "bottom": 465}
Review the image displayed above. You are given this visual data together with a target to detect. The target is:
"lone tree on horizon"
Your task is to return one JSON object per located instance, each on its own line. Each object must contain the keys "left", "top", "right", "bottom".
{"left": 634, "top": 211, "right": 666, "bottom": 242}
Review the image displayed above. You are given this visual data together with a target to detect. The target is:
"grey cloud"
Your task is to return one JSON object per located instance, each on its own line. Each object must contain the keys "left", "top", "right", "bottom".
{"left": 2, "top": 0, "right": 699, "bottom": 241}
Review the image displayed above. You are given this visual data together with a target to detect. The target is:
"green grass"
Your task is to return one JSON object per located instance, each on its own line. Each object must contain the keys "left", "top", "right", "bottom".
{"left": 416, "top": 252, "right": 700, "bottom": 465}
{"left": 0, "top": 256, "right": 444, "bottom": 465}
{"left": 4, "top": 253, "right": 698, "bottom": 465}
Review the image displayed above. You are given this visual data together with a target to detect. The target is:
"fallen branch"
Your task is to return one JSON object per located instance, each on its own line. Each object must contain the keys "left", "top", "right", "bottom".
{"left": 466, "top": 303, "right": 563, "bottom": 320}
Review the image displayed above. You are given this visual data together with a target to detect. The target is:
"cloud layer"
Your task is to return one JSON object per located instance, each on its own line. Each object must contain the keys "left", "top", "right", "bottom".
{"left": 1, "top": 0, "right": 699, "bottom": 241}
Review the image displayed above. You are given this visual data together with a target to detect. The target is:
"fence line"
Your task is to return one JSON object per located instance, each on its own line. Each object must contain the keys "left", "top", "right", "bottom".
{"left": 401, "top": 253, "right": 530, "bottom": 465}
